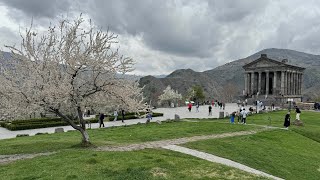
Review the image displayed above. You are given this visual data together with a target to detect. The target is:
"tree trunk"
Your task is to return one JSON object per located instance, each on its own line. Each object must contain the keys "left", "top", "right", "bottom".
{"left": 76, "top": 106, "right": 86, "bottom": 130}
{"left": 79, "top": 128, "right": 90, "bottom": 145}
{"left": 53, "top": 108, "right": 91, "bottom": 145}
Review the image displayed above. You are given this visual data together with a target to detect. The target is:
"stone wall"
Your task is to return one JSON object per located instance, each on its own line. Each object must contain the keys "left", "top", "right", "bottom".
{"left": 296, "top": 102, "right": 314, "bottom": 110}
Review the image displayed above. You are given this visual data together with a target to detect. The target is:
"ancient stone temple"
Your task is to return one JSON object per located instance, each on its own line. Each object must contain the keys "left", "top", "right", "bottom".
{"left": 243, "top": 54, "right": 305, "bottom": 102}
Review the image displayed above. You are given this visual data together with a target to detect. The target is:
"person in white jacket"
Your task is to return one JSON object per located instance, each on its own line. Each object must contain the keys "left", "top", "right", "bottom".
{"left": 241, "top": 108, "right": 248, "bottom": 124}
{"left": 113, "top": 110, "right": 118, "bottom": 122}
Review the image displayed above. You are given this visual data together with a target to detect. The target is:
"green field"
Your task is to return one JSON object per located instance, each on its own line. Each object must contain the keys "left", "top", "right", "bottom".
{"left": 0, "top": 120, "right": 258, "bottom": 155}
{"left": 0, "top": 149, "right": 269, "bottom": 180}
{"left": 183, "top": 110, "right": 320, "bottom": 180}
{"left": 0, "top": 110, "right": 319, "bottom": 179}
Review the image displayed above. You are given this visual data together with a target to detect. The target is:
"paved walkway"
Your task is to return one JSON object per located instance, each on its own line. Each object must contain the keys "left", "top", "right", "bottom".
{"left": 0, "top": 103, "right": 244, "bottom": 140}
{"left": 163, "top": 145, "right": 284, "bottom": 180}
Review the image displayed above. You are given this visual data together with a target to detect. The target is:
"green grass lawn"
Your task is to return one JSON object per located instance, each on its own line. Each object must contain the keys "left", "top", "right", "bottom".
{"left": 0, "top": 120, "right": 260, "bottom": 155}
{"left": 183, "top": 126, "right": 320, "bottom": 179}
{"left": 0, "top": 149, "right": 269, "bottom": 180}
{"left": 1, "top": 111, "right": 319, "bottom": 179}
{"left": 240, "top": 110, "right": 320, "bottom": 143}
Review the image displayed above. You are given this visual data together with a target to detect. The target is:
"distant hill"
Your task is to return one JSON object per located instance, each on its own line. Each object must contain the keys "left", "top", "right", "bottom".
{"left": 140, "top": 48, "right": 320, "bottom": 104}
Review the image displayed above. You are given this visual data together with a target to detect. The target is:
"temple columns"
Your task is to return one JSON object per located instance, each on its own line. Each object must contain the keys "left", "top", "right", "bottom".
{"left": 273, "top": 71, "right": 277, "bottom": 95}
{"left": 266, "top": 71, "right": 269, "bottom": 95}
{"left": 244, "top": 70, "right": 303, "bottom": 97}
{"left": 244, "top": 73, "right": 248, "bottom": 95}
{"left": 258, "top": 72, "right": 262, "bottom": 94}
{"left": 251, "top": 72, "right": 255, "bottom": 95}
{"left": 281, "top": 71, "right": 285, "bottom": 95}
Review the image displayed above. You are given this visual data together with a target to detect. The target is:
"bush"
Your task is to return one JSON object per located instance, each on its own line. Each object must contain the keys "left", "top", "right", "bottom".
{"left": 16, "top": 134, "right": 29, "bottom": 137}
{"left": 109, "top": 115, "right": 138, "bottom": 121}
{"left": 2, "top": 117, "right": 98, "bottom": 131}
{"left": 11, "top": 118, "right": 63, "bottom": 124}
{"left": 108, "top": 112, "right": 163, "bottom": 121}
{"left": 1, "top": 112, "right": 162, "bottom": 130}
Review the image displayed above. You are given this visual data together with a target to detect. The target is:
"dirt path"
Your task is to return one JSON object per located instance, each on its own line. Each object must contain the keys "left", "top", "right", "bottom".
{"left": 97, "top": 128, "right": 273, "bottom": 152}
{"left": 0, "top": 152, "right": 56, "bottom": 165}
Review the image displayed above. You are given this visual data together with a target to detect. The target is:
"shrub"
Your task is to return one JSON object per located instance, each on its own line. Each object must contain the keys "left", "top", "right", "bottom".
{"left": 16, "top": 134, "right": 29, "bottom": 137}
{"left": 109, "top": 112, "right": 163, "bottom": 121}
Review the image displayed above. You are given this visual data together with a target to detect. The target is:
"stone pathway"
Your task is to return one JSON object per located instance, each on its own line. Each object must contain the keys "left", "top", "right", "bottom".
{"left": 97, "top": 129, "right": 266, "bottom": 151}
{"left": 162, "top": 145, "right": 284, "bottom": 180}
{"left": 0, "top": 152, "right": 56, "bottom": 165}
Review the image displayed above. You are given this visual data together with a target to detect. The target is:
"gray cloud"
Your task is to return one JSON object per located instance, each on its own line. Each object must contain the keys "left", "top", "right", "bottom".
{"left": 0, "top": 26, "right": 19, "bottom": 48}
{"left": 84, "top": 0, "right": 222, "bottom": 58}
{"left": 1, "top": 0, "right": 320, "bottom": 75}
{"left": 1, "top": 0, "right": 72, "bottom": 19}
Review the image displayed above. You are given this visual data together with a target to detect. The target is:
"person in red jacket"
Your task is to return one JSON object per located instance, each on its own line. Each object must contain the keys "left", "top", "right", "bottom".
{"left": 188, "top": 102, "right": 192, "bottom": 112}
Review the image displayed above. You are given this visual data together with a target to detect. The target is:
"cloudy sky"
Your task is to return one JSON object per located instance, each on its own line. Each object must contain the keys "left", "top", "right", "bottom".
{"left": 0, "top": 0, "right": 320, "bottom": 75}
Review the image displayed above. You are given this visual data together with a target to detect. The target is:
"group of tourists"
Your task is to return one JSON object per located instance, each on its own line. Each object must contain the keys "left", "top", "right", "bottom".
{"left": 230, "top": 105, "right": 248, "bottom": 124}
{"left": 98, "top": 109, "right": 126, "bottom": 128}
{"left": 237, "top": 99, "right": 248, "bottom": 107}
{"left": 283, "top": 106, "right": 301, "bottom": 129}
{"left": 208, "top": 101, "right": 225, "bottom": 116}
{"left": 98, "top": 101, "right": 302, "bottom": 129}
{"left": 188, "top": 99, "right": 226, "bottom": 114}
{"left": 211, "top": 100, "right": 225, "bottom": 110}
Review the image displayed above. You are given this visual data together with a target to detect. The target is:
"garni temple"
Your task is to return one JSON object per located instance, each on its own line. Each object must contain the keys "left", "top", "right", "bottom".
{"left": 243, "top": 54, "right": 305, "bottom": 103}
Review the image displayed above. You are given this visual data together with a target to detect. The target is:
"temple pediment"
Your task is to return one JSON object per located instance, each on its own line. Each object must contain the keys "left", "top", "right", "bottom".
{"left": 243, "top": 54, "right": 305, "bottom": 71}
{"left": 246, "top": 59, "right": 283, "bottom": 68}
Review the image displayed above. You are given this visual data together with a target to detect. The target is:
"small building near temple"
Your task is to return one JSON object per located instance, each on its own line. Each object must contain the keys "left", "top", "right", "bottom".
{"left": 243, "top": 54, "right": 305, "bottom": 102}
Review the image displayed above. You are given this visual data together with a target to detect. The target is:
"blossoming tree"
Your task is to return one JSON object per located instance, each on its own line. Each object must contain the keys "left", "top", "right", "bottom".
{"left": 0, "top": 17, "right": 144, "bottom": 144}
{"left": 158, "top": 86, "right": 182, "bottom": 107}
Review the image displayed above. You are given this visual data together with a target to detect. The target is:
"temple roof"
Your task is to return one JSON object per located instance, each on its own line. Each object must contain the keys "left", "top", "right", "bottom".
{"left": 243, "top": 54, "right": 305, "bottom": 71}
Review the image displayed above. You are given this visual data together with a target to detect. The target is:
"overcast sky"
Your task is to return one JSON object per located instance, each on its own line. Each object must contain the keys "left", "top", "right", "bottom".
{"left": 1, "top": 0, "right": 320, "bottom": 75}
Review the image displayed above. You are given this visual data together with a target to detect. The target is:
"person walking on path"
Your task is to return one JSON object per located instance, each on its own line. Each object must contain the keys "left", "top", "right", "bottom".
{"left": 87, "top": 109, "right": 91, "bottom": 117}
{"left": 113, "top": 110, "right": 118, "bottom": 122}
{"left": 188, "top": 102, "right": 192, "bottom": 112}
{"left": 208, "top": 105, "right": 212, "bottom": 116}
{"left": 236, "top": 111, "right": 241, "bottom": 123}
{"left": 121, "top": 109, "right": 125, "bottom": 123}
{"left": 99, "top": 113, "right": 105, "bottom": 128}
{"left": 240, "top": 108, "right": 248, "bottom": 124}
{"left": 295, "top": 107, "right": 301, "bottom": 121}
{"left": 284, "top": 111, "right": 291, "bottom": 129}
{"left": 230, "top": 112, "right": 235, "bottom": 124}
{"left": 146, "top": 111, "right": 152, "bottom": 124}
{"left": 239, "top": 106, "right": 244, "bottom": 123}
{"left": 196, "top": 103, "right": 200, "bottom": 112}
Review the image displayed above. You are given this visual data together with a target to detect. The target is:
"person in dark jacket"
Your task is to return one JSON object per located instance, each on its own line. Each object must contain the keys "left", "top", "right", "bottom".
{"left": 284, "top": 112, "right": 291, "bottom": 129}
{"left": 99, "top": 113, "right": 105, "bottom": 128}
{"left": 121, "top": 109, "right": 125, "bottom": 123}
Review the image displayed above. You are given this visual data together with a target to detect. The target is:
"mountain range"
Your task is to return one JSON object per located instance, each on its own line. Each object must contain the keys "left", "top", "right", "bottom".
{"left": 2, "top": 49, "right": 320, "bottom": 104}
{"left": 139, "top": 48, "right": 320, "bottom": 105}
